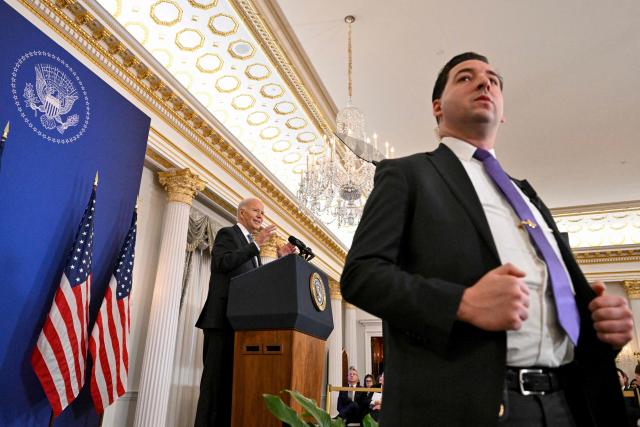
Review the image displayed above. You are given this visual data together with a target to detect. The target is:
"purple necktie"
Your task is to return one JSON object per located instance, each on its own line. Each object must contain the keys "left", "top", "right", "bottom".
{"left": 473, "top": 148, "right": 580, "bottom": 345}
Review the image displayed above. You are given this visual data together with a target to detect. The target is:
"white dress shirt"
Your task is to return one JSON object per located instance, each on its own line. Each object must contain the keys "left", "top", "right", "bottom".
{"left": 237, "top": 223, "right": 259, "bottom": 266}
{"left": 442, "top": 137, "right": 574, "bottom": 367}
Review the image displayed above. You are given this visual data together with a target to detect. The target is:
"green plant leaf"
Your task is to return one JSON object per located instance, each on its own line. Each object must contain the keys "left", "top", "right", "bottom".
{"left": 286, "top": 390, "right": 336, "bottom": 426}
{"left": 262, "top": 394, "right": 308, "bottom": 427}
{"left": 362, "top": 413, "right": 379, "bottom": 427}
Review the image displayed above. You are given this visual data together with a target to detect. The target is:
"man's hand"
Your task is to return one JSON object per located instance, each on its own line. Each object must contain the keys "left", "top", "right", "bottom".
{"left": 277, "top": 242, "right": 297, "bottom": 258}
{"left": 588, "top": 282, "right": 633, "bottom": 349}
{"left": 457, "top": 263, "right": 529, "bottom": 331}
{"left": 254, "top": 224, "right": 276, "bottom": 245}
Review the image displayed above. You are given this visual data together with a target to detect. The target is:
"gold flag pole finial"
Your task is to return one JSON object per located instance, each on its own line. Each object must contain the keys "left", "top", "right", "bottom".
{"left": 94, "top": 171, "right": 99, "bottom": 187}
{"left": 2, "top": 122, "right": 9, "bottom": 140}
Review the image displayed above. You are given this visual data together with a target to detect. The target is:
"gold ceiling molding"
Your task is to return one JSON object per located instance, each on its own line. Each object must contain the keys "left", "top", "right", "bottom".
{"left": 145, "top": 147, "right": 173, "bottom": 169}
{"left": 20, "top": 0, "right": 346, "bottom": 264}
{"left": 147, "top": 131, "right": 239, "bottom": 216}
{"left": 573, "top": 247, "right": 640, "bottom": 265}
{"left": 229, "top": 0, "right": 334, "bottom": 136}
{"left": 551, "top": 200, "right": 640, "bottom": 217}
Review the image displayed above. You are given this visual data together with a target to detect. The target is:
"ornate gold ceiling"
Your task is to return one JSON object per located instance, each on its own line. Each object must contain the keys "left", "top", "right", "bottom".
{"left": 97, "top": 0, "right": 329, "bottom": 189}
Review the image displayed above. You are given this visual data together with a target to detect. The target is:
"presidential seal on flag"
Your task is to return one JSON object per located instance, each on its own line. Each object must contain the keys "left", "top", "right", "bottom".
{"left": 11, "top": 50, "right": 90, "bottom": 144}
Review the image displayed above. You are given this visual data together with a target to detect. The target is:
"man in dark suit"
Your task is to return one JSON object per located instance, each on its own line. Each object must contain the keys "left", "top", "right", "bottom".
{"left": 340, "top": 52, "right": 633, "bottom": 426}
{"left": 337, "top": 366, "right": 368, "bottom": 424}
{"left": 194, "top": 197, "right": 295, "bottom": 426}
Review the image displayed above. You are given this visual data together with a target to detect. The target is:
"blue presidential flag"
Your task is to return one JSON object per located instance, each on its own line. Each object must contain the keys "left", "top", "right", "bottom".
{"left": 0, "top": 2, "right": 150, "bottom": 426}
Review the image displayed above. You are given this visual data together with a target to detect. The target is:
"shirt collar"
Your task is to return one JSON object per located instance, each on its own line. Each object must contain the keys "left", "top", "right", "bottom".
{"left": 441, "top": 136, "right": 497, "bottom": 162}
{"left": 237, "top": 222, "right": 251, "bottom": 239}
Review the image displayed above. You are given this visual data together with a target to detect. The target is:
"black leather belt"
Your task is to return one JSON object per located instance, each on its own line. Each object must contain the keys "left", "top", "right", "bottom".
{"left": 506, "top": 367, "right": 563, "bottom": 396}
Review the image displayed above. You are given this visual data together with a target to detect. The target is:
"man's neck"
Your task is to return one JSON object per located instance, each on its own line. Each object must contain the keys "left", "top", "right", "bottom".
{"left": 438, "top": 126, "right": 496, "bottom": 150}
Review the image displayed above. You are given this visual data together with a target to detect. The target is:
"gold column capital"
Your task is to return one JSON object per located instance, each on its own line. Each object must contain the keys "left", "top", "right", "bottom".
{"left": 344, "top": 302, "right": 355, "bottom": 310}
{"left": 257, "top": 233, "right": 286, "bottom": 259}
{"left": 623, "top": 280, "right": 640, "bottom": 299}
{"left": 329, "top": 278, "right": 342, "bottom": 300}
{"left": 158, "top": 168, "right": 205, "bottom": 205}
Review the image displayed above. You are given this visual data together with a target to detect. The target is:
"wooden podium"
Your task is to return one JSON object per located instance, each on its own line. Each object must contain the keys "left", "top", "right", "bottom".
{"left": 227, "top": 254, "right": 333, "bottom": 427}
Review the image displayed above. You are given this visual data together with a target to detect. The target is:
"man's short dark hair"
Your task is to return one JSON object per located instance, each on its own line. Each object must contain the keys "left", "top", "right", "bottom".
{"left": 431, "top": 52, "right": 501, "bottom": 102}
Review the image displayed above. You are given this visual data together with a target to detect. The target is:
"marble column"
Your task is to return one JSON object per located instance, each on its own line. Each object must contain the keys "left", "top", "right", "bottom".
{"left": 344, "top": 302, "right": 358, "bottom": 372}
{"left": 134, "top": 169, "right": 205, "bottom": 427}
{"left": 327, "top": 278, "right": 343, "bottom": 417}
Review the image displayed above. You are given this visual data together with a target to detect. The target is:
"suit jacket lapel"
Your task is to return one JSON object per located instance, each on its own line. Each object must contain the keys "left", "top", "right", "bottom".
{"left": 428, "top": 144, "right": 500, "bottom": 262}
{"left": 232, "top": 224, "right": 260, "bottom": 267}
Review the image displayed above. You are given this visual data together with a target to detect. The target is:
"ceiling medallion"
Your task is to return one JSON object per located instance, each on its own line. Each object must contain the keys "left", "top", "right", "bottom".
{"left": 247, "top": 111, "right": 269, "bottom": 126}
{"left": 285, "top": 117, "right": 307, "bottom": 130}
{"left": 196, "top": 53, "right": 223, "bottom": 73}
{"left": 231, "top": 94, "right": 255, "bottom": 110}
{"left": 283, "top": 152, "right": 301, "bottom": 164}
{"left": 215, "top": 75, "right": 240, "bottom": 93}
{"left": 189, "top": 0, "right": 218, "bottom": 9}
{"left": 272, "top": 139, "right": 291, "bottom": 152}
{"left": 260, "top": 83, "right": 284, "bottom": 99}
{"left": 175, "top": 28, "right": 204, "bottom": 51}
{"left": 208, "top": 13, "right": 238, "bottom": 36}
{"left": 260, "top": 126, "right": 280, "bottom": 140}
{"left": 228, "top": 39, "right": 255, "bottom": 59}
{"left": 296, "top": 132, "right": 316, "bottom": 143}
{"left": 274, "top": 101, "right": 296, "bottom": 115}
{"left": 150, "top": 0, "right": 182, "bottom": 26}
{"left": 245, "top": 63, "right": 271, "bottom": 81}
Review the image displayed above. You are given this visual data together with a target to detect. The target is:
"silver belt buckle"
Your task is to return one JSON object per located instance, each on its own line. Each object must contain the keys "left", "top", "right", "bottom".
{"left": 519, "top": 368, "right": 545, "bottom": 396}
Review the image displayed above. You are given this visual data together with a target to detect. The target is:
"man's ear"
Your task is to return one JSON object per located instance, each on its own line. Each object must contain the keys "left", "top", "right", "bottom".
{"left": 432, "top": 99, "right": 442, "bottom": 122}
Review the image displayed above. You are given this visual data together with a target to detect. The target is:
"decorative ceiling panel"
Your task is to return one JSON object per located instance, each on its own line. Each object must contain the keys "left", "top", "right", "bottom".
{"left": 96, "top": 0, "right": 329, "bottom": 194}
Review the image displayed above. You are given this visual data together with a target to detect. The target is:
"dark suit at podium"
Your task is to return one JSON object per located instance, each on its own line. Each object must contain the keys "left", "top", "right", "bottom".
{"left": 195, "top": 224, "right": 261, "bottom": 427}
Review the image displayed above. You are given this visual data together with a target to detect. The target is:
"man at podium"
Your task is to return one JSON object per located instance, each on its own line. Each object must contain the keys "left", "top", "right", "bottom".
{"left": 194, "top": 197, "right": 296, "bottom": 426}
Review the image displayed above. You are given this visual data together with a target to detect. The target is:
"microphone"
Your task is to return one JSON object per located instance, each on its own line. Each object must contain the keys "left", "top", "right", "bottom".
{"left": 288, "top": 235, "right": 315, "bottom": 261}
{"left": 288, "top": 235, "right": 308, "bottom": 252}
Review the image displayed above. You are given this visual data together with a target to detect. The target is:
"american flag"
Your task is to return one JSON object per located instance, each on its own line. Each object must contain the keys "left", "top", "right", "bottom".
{"left": 31, "top": 185, "right": 96, "bottom": 416}
{"left": 89, "top": 211, "right": 136, "bottom": 413}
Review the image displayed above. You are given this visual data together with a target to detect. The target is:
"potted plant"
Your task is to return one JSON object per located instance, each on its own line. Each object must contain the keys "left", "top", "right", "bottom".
{"left": 263, "top": 389, "right": 378, "bottom": 427}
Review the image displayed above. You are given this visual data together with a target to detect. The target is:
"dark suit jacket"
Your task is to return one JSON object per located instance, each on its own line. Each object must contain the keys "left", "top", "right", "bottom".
{"left": 196, "top": 224, "right": 261, "bottom": 330}
{"left": 341, "top": 144, "right": 625, "bottom": 426}
{"left": 337, "top": 384, "right": 368, "bottom": 422}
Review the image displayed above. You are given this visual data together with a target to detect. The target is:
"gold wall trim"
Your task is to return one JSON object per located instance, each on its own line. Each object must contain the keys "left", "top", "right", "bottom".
{"left": 573, "top": 247, "right": 640, "bottom": 265}
{"left": 551, "top": 200, "right": 640, "bottom": 217}
{"left": 229, "top": 0, "right": 334, "bottom": 136}
{"left": 148, "top": 141, "right": 235, "bottom": 215}
{"left": 18, "top": 0, "right": 346, "bottom": 264}
{"left": 145, "top": 147, "right": 173, "bottom": 169}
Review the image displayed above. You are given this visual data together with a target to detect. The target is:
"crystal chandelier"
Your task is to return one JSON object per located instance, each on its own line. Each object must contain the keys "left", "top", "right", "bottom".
{"left": 297, "top": 15, "right": 383, "bottom": 227}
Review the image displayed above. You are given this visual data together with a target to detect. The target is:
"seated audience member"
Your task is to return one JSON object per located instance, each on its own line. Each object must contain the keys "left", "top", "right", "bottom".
{"left": 360, "top": 374, "right": 375, "bottom": 418}
{"left": 337, "top": 366, "right": 367, "bottom": 424}
{"left": 369, "top": 373, "right": 384, "bottom": 421}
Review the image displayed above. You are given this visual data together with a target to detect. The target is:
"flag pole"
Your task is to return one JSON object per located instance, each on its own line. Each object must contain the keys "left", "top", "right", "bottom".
{"left": 1, "top": 121, "right": 8, "bottom": 140}
{"left": 0, "top": 121, "right": 9, "bottom": 168}
{"left": 48, "top": 410, "right": 54, "bottom": 427}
